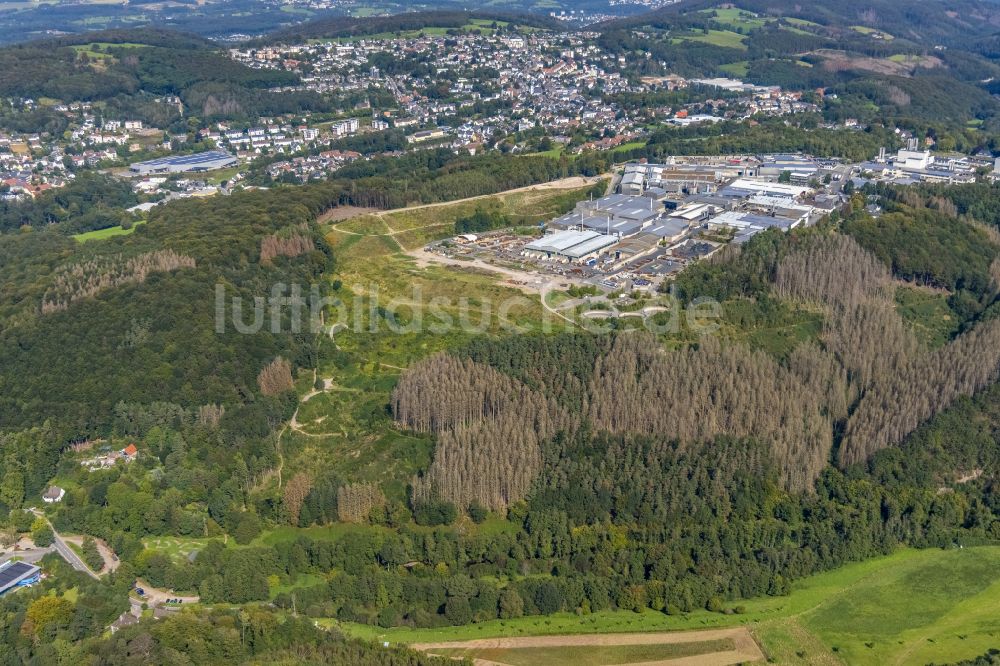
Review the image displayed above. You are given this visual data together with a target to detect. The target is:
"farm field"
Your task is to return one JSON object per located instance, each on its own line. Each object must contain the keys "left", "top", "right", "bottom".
{"left": 337, "top": 546, "right": 1000, "bottom": 666}
{"left": 416, "top": 629, "right": 756, "bottom": 666}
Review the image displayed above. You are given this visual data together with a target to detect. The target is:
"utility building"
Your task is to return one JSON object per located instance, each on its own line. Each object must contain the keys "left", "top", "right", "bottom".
{"left": 129, "top": 150, "right": 237, "bottom": 175}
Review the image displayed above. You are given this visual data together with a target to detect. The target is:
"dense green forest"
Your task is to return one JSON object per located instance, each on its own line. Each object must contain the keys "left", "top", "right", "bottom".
{"left": 0, "top": 173, "right": 138, "bottom": 234}
{"left": 0, "top": 551, "right": 451, "bottom": 664}
{"left": 54, "top": 328, "right": 997, "bottom": 629}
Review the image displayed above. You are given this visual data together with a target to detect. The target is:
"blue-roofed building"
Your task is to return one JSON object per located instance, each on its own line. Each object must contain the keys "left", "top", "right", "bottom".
{"left": 129, "top": 150, "right": 237, "bottom": 175}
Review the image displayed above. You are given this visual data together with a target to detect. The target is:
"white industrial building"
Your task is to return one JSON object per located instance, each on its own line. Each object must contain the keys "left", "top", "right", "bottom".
{"left": 129, "top": 150, "right": 237, "bottom": 175}
{"left": 523, "top": 230, "right": 618, "bottom": 263}
{"left": 724, "top": 178, "right": 812, "bottom": 199}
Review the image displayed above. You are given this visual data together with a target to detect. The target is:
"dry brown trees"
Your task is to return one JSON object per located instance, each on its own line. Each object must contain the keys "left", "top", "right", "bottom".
{"left": 394, "top": 354, "right": 573, "bottom": 511}
{"left": 257, "top": 357, "right": 294, "bottom": 396}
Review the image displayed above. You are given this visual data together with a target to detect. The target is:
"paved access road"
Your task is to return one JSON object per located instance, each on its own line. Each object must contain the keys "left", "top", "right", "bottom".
{"left": 28, "top": 509, "right": 99, "bottom": 579}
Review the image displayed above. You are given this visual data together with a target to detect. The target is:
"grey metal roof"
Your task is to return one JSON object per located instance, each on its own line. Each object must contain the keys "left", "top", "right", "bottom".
{"left": 0, "top": 562, "right": 40, "bottom": 594}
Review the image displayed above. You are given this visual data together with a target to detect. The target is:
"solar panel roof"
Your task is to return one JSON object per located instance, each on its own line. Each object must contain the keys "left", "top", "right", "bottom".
{"left": 0, "top": 561, "right": 38, "bottom": 590}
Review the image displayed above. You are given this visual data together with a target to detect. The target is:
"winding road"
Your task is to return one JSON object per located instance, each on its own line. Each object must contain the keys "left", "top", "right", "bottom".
{"left": 28, "top": 509, "right": 98, "bottom": 579}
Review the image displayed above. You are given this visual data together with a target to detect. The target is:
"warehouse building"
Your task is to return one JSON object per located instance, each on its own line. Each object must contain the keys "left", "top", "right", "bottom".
{"left": 758, "top": 154, "right": 820, "bottom": 184}
{"left": 608, "top": 233, "right": 661, "bottom": 268}
{"left": 550, "top": 194, "right": 663, "bottom": 237}
{"left": 620, "top": 169, "right": 645, "bottom": 195}
{"left": 522, "top": 230, "right": 618, "bottom": 263}
{"left": 646, "top": 218, "right": 690, "bottom": 242}
{"left": 745, "top": 194, "right": 814, "bottom": 225}
{"left": 129, "top": 150, "right": 238, "bottom": 175}
{"left": 722, "top": 178, "right": 812, "bottom": 199}
{"left": 707, "top": 211, "right": 798, "bottom": 244}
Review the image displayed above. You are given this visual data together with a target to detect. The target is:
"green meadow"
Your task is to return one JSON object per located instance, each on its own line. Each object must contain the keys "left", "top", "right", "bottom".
{"left": 73, "top": 222, "right": 144, "bottom": 242}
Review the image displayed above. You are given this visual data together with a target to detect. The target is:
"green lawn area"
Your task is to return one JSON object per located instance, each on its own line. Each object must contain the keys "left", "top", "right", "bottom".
{"left": 852, "top": 25, "right": 893, "bottom": 39}
{"left": 73, "top": 222, "right": 144, "bottom": 243}
{"left": 201, "top": 165, "right": 242, "bottom": 185}
{"left": 609, "top": 140, "right": 648, "bottom": 154}
{"left": 800, "top": 546, "right": 1000, "bottom": 665}
{"left": 784, "top": 17, "right": 822, "bottom": 28}
{"left": 430, "top": 640, "right": 734, "bottom": 666}
{"left": 336, "top": 546, "right": 1000, "bottom": 666}
{"left": 529, "top": 146, "right": 565, "bottom": 159}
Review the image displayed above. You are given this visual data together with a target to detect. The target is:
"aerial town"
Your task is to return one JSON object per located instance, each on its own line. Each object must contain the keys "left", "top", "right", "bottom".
{"left": 1, "top": 25, "right": 988, "bottom": 226}
{"left": 0, "top": 27, "right": 832, "bottom": 205}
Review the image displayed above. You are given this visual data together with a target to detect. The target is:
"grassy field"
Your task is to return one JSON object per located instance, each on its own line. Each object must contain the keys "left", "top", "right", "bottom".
{"left": 720, "top": 298, "right": 825, "bottom": 359}
{"left": 720, "top": 60, "right": 750, "bottom": 77}
{"left": 702, "top": 7, "right": 767, "bottom": 31}
{"left": 784, "top": 17, "right": 822, "bottom": 28}
{"left": 608, "top": 140, "right": 648, "bottom": 155}
{"left": 671, "top": 29, "right": 748, "bottom": 50}
{"left": 336, "top": 546, "right": 1000, "bottom": 665}
{"left": 851, "top": 25, "right": 894, "bottom": 39}
{"left": 73, "top": 222, "right": 144, "bottom": 242}
{"left": 340, "top": 180, "right": 604, "bottom": 250}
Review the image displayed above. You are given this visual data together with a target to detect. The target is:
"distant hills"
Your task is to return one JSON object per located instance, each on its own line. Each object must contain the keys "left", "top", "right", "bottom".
{"left": 595, "top": 0, "right": 1000, "bottom": 46}
{"left": 590, "top": 0, "right": 1000, "bottom": 131}
{"left": 0, "top": 0, "right": 600, "bottom": 45}
{"left": 259, "top": 9, "right": 561, "bottom": 45}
